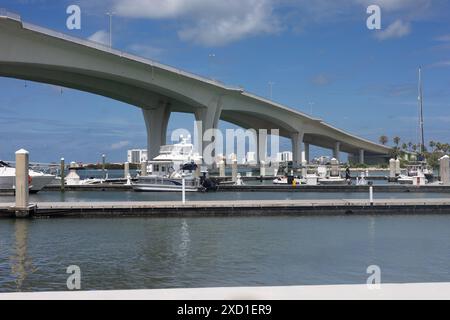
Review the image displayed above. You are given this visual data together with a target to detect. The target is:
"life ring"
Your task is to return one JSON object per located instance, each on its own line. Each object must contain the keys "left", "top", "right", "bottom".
{"left": 28, "top": 175, "right": 32, "bottom": 185}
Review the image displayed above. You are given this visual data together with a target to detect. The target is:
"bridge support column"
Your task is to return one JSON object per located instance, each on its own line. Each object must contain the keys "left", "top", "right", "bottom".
{"left": 142, "top": 104, "right": 171, "bottom": 161}
{"left": 195, "top": 103, "right": 222, "bottom": 165}
{"left": 359, "top": 149, "right": 365, "bottom": 164}
{"left": 302, "top": 143, "right": 310, "bottom": 164}
{"left": 291, "top": 132, "right": 304, "bottom": 166}
{"left": 333, "top": 142, "right": 341, "bottom": 162}
{"left": 257, "top": 129, "right": 268, "bottom": 164}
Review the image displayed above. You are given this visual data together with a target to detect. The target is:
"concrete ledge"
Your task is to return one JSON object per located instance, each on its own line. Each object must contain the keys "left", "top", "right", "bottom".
{"left": 1, "top": 283, "right": 449, "bottom": 300}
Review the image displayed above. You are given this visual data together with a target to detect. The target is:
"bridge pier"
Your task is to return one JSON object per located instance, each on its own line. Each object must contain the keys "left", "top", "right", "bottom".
{"left": 333, "top": 142, "right": 341, "bottom": 162}
{"left": 359, "top": 149, "right": 365, "bottom": 164}
{"left": 142, "top": 104, "right": 171, "bottom": 161}
{"left": 302, "top": 143, "right": 310, "bottom": 164}
{"left": 195, "top": 104, "right": 222, "bottom": 165}
{"left": 257, "top": 129, "right": 268, "bottom": 163}
{"left": 291, "top": 132, "right": 304, "bottom": 166}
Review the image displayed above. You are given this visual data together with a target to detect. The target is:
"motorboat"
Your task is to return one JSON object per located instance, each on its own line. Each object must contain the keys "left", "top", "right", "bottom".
{"left": 398, "top": 168, "right": 427, "bottom": 185}
{"left": 0, "top": 160, "right": 55, "bottom": 193}
{"left": 317, "top": 165, "right": 348, "bottom": 185}
{"left": 132, "top": 136, "right": 213, "bottom": 192}
{"left": 272, "top": 176, "right": 302, "bottom": 185}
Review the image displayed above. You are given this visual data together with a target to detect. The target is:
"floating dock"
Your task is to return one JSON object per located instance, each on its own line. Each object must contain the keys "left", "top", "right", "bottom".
{"left": 2, "top": 198, "right": 450, "bottom": 218}
{"left": 40, "top": 184, "right": 450, "bottom": 193}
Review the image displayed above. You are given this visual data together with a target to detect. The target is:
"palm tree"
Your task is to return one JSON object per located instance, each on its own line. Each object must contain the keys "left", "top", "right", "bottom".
{"left": 412, "top": 144, "right": 417, "bottom": 152}
{"left": 402, "top": 143, "right": 408, "bottom": 150}
{"left": 393, "top": 136, "right": 400, "bottom": 147}
{"left": 429, "top": 141, "right": 436, "bottom": 151}
{"left": 379, "top": 135, "right": 388, "bottom": 145}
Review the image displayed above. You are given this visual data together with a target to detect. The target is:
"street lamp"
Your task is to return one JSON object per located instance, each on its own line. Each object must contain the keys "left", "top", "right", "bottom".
{"left": 106, "top": 12, "right": 115, "bottom": 48}
{"left": 268, "top": 81, "right": 275, "bottom": 100}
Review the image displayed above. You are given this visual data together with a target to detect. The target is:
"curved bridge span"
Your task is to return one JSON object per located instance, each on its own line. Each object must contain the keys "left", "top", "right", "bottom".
{"left": 0, "top": 11, "right": 391, "bottom": 164}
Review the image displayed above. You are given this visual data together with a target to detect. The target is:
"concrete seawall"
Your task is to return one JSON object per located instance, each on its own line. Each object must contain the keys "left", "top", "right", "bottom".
{"left": 2, "top": 199, "right": 450, "bottom": 218}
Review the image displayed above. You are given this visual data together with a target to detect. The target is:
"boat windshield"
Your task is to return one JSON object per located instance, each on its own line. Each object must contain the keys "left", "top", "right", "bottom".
{"left": 159, "top": 145, "right": 192, "bottom": 155}
{"left": 0, "top": 160, "right": 11, "bottom": 167}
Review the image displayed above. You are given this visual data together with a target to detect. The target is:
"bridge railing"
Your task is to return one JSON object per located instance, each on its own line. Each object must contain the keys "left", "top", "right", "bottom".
{"left": 0, "top": 8, "right": 21, "bottom": 20}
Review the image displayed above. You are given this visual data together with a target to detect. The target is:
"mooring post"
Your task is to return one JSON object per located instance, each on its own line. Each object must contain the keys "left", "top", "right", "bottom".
{"left": 369, "top": 182, "right": 374, "bottom": 206}
{"left": 60, "top": 157, "right": 65, "bottom": 192}
{"left": 260, "top": 160, "right": 266, "bottom": 177}
{"left": 140, "top": 160, "right": 148, "bottom": 176}
{"left": 15, "top": 149, "right": 30, "bottom": 218}
{"left": 124, "top": 162, "right": 130, "bottom": 179}
{"left": 389, "top": 158, "right": 396, "bottom": 179}
{"left": 231, "top": 159, "right": 238, "bottom": 182}
{"left": 181, "top": 173, "right": 186, "bottom": 204}
{"left": 440, "top": 155, "right": 450, "bottom": 185}
{"left": 102, "top": 154, "right": 106, "bottom": 180}
{"left": 219, "top": 160, "right": 225, "bottom": 177}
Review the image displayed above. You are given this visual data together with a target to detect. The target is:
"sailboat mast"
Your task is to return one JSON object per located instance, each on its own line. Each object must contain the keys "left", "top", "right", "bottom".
{"left": 418, "top": 66, "right": 425, "bottom": 155}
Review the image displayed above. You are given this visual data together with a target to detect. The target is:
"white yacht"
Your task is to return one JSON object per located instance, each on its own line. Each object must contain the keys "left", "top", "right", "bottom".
{"left": 132, "top": 136, "right": 204, "bottom": 192}
{"left": 0, "top": 160, "right": 55, "bottom": 193}
{"left": 317, "top": 165, "right": 348, "bottom": 185}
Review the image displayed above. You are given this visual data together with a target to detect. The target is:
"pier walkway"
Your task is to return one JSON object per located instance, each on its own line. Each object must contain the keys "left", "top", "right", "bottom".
{"left": 2, "top": 198, "right": 450, "bottom": 218}
{"left": 1, "top": 282, "right": 449, "bottom": 300}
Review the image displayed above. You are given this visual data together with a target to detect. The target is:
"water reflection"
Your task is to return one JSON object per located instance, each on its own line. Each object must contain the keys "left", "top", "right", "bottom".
{"left": 178, "top": 219, "right": 190, "bottom": 262}
{"left": 9, "top": 220, "right": 33, "bottom": 291}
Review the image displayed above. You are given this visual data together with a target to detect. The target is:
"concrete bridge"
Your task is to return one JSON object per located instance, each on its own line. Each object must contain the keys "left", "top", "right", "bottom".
{"left": 0, "top": 10, "right": 391, "bottom": 164}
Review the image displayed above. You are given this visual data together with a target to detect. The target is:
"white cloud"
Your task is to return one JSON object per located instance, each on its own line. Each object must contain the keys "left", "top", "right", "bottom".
{"left": 429, "top": 61, "right": 450, "bottom": 68}
{"left": 310, "top": 73, "right": 332, "bottom": 86}
{"left": 375, "top": 19, "right": 411, "bottom": 40}
{"left": 354, "top": 0, "right": 431, "bottom": 12}
{"left": 113, "top": 0, "right": 280, "bottom": 46}
{"left": 88, "top": 30, "right": 110, "bottom": 46}
{"left": 110, "top": 140, "right": 130, "bottom": 150}
{"left": 435, "top": 34, "right": 450, "bottom": 42}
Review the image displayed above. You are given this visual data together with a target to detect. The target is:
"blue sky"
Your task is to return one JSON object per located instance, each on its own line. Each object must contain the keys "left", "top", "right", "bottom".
{"left": 1, "top": 0, "right": 450, "bottom": 163}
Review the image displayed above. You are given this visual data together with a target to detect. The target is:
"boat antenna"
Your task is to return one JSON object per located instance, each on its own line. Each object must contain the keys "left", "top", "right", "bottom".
{"left": 418, "top": 66, "right": 425, "bottom": 156}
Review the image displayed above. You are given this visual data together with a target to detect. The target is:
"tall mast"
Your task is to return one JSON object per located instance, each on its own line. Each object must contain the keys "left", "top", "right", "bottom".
{"left": 418, "top": 66, "right": 425, "bottom": 155}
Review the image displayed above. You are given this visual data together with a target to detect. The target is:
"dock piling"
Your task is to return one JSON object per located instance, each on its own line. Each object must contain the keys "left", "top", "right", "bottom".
{"left": 231, "top": 159, "right": 238, "bottom": 182}
{"left": 14, "top": 149, "right": 32, "bottom": 218}
{"left": 140, "top": 161, "right": 148, "bottom": 176}
{"left": 60, "top": 157, "right": 65, "bottom": 192}
{"left": 124, "top": 162, "right": 130, "bottom": 179}
{"left": 440, "top": 155, "right": 450, "bottom": 185}
{"left": 219, "top": 160, "right": 225, "bottom": 177}
{"left": 260, "top": 160, "right": 266, "bottom": 177}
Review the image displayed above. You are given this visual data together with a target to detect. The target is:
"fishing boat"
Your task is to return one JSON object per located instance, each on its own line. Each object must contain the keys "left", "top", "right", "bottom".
{"left": 0, "top": 160, "right": 55, "bottom": 193}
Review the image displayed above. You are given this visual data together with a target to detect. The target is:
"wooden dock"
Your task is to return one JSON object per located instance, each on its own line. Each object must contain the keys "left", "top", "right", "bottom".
{"left": 2, "top": 198, "right": 450, "bottom": 218}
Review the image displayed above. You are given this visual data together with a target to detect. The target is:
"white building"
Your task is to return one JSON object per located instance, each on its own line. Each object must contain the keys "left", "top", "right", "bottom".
{"left": 245, "top": 152, "right": 257, "bottom": 164}
{"left": 276, "top": 151, "right": 293, "bottom": 162}
{"left": 127, "top": 149, "right": 148, "bottom": 164}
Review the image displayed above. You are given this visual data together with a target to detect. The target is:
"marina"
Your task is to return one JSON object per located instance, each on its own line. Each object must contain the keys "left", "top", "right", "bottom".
{"left": 1, "top": 4, "right": 450, "bottom": 302}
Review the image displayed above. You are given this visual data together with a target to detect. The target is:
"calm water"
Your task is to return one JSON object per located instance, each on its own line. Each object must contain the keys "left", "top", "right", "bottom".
{"left": 1, "top": 215, "right": 450, "bottom": 292}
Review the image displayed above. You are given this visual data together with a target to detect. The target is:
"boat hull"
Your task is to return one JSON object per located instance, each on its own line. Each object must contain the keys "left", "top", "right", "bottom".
{"left": 0, "top": 174, "right": 55, "bottom": 193}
